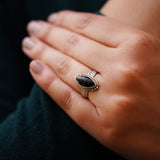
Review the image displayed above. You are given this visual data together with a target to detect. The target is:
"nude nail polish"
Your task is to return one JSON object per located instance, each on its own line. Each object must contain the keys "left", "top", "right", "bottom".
{"left": 30, "top": 61, "right": 44, "bottom": 74}
{"left": 27, "top": 21, "right": 42, "bottom": 35}
{"left": 22, "top": 37, "right": 35, "bottom": 50}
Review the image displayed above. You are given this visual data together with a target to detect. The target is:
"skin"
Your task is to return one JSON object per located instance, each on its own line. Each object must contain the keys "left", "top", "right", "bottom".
{"left": 22, "top": 0, "right": 160, "bottom": 159}
{"left": 101, "top": 0, "right": 160, "bottom": 40}
{"left": 22, "top": 10, "right": 160, "bottom": 159}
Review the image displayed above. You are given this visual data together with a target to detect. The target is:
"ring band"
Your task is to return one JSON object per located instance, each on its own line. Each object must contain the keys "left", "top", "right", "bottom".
{"left": 75, "top": 71, "right": 99, "bottom": 98}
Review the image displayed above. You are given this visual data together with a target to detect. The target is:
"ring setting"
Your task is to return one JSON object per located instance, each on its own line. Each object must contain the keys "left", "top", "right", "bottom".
{"left": 75, "top": 71, "right": 99, "bottom": 98}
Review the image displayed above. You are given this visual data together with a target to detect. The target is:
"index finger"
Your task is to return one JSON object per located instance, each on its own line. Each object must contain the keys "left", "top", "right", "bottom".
{"left": 48, "top": 10, "right": 132, "bottom": 47}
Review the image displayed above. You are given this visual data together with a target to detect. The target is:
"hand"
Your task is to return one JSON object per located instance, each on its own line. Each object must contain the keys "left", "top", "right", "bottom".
{"left": 22, "top": 11, "right": 160, "bottom": 159}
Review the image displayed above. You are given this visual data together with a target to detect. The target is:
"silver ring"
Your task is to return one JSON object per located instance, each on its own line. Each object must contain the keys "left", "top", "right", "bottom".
{"left": 75, "top": 71, "right": 99, "bottom": 98}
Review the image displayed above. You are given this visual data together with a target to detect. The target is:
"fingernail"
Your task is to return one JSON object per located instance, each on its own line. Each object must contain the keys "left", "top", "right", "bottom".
{"left": 22, "top": 37, "right": 36, "bottom": 50}
{"left": 27, "top": 21, "right": 42, "bottom": 35}
{"left": 48, "top": 13, "right": 58, "bottom": 23}
{"left": 30, "top": 61, "right": 44, "bottom": 74}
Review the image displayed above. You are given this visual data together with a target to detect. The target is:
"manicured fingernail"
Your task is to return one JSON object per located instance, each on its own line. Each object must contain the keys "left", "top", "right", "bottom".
{"left": 30, "top": 61, "right": 44, "bottom": 74}
{"left": 22, "top": 37, "right": 36, "bottom": 50}
{"left": 27, "top": 21, "right": 42, "bottom": 35}
{"left": 48, "top": 13, "right": 58, "bottom": 23}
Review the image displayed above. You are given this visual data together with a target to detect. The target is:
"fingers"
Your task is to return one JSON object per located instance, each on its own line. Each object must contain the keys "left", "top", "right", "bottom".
{"left": 29, "top": 60, "right": 100, "bottom": 134}
{"left": 27, "top": 21, "right": 115, "bottom": 71}
{"left": 22, "top": 37, "right": 102, "bottom": 100}
{"left": 48, "top": 10, "right": 132, "bottom": 47}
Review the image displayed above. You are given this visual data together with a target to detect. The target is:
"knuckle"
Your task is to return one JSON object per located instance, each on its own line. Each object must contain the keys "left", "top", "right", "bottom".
{"left": 101, "top": 120, "right": 126, "bottom": 144}
{"left": 102, "top": 97, "right": 134, "bottom": 143}
{"left": 128, "top": 32, "right": 155, "bottom": 49}
{"left": 42, "top": 74, "right": 55, "bottom": 90}
{"left": 63, "top": 34, "right": 80, "bottom": 52}
{"left": 107, "top": 98, "right": 134, "bottom": 142}
{"left": 115, "top": 96, "right": 135, "bottom": 110}
{"left": 61, "top": 88, "right": 73, "bottom": 109}
{"left": 76, "top": 13, "right": 94, "bottom": 29}
{"left": 106, "top": 125, "right": 129, "bottom": 144}
{"left": 119, "top": 63, "right": 142, "bottom": 88}
{"left": 106, "top": 127, "right": 121, "bottom": 143}
{"left": 56, "top": 57, "right": 71, "bottom": 76}
{"left": 102, "top": 96, "right": 137, "bottom": 143}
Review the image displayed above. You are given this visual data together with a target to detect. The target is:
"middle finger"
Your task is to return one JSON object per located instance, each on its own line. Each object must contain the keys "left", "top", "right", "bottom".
{"left": 27, "top": 21, "right": 115, "bottom": 71}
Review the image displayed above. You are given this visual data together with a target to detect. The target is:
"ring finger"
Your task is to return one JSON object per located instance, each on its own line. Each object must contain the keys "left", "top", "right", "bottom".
{"left": 22, "top": 37, "right": 102, "bottom": 100}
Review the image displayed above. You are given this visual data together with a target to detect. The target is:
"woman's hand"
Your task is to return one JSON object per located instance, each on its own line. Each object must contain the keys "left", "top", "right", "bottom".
{"left": 22, "top": 11, "right": 160, "bottom": 159}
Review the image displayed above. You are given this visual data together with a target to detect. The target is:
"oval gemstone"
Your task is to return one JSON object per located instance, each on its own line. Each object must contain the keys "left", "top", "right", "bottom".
{"left": 76, "top": 76, "right": 95, "bottom": 87}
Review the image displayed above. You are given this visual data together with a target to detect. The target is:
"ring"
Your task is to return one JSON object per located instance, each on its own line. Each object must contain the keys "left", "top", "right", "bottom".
{"left": 75, "top": 71, "right": 99, "bottom": 98}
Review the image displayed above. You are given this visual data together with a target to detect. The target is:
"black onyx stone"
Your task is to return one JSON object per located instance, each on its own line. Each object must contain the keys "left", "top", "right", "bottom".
{"left": 76, "top": 76, "right": 95, "bottom": 87}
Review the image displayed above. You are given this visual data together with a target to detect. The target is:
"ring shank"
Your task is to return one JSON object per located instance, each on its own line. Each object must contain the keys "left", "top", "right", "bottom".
{"left": 81, "top": 89, "right": 88, "bottom": 98}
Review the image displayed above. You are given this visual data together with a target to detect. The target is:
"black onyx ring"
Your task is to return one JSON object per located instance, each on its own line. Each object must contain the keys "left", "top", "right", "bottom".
{"left": 75, "top": 71, "right": 99, "bottom": 98}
